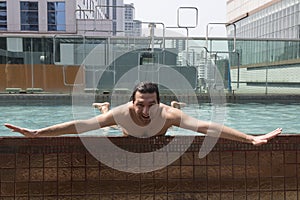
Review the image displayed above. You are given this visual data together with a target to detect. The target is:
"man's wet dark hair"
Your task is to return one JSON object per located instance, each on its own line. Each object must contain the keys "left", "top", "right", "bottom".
{"left": 130, "top": 82, "right": 160, "bottom": 103}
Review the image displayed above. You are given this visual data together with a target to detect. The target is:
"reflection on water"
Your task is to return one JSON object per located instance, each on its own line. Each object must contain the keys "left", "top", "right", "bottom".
{"left": 1, "top": 103, "right": 300, "bottom": 136}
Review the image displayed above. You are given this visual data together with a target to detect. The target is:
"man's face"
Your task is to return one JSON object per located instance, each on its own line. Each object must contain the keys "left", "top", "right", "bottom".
{"left": 133, "top": 91, "right": 158, "bottom": 124}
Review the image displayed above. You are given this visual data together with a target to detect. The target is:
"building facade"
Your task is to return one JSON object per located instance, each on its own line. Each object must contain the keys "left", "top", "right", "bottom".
{"left": 0, "top": 0, "right": 138, "bottom": 36}
{"left": 227, "top": 0, "right": 300, "bottom": 39}
{"left": 226, "top": 0, "right": 300, "bottom": 94}
{"left": 124, "top": 3, "right": 141, "bottom": 37}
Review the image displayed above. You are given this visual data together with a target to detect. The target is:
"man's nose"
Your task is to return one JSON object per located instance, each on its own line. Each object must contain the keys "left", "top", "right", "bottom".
{"left": 142, "top": 106, "right": 149, "bottom": 116}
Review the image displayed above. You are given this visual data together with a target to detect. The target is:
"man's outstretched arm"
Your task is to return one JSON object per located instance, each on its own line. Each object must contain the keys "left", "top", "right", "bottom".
{"left": 4, "top": 111, "right": 116, "bottom": 137}
{"left": 170, "top": 109, "right": 282, "bottom": 146}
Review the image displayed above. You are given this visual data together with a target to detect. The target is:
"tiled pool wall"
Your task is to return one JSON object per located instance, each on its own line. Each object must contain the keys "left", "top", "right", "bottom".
{"left": 0, "top": 135, "right": 299, "bottom": 199}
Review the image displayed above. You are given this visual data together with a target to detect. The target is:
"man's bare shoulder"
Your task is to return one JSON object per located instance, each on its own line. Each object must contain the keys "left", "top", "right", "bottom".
{"left": 160, "top": 103, "right": 182, "bottom": 119}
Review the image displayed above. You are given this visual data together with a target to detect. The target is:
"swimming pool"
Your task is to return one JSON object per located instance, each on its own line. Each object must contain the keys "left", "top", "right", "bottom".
{"left": 1, "top": 103, "right": 300, "bottom": 136}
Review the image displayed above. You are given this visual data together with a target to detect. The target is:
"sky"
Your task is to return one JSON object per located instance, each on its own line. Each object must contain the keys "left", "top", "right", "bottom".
{"left": 124, "top": 0, "right": 227, "bottom": 37}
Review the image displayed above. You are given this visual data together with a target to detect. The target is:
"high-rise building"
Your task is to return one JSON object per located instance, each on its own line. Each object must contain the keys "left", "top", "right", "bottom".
{"left": 124, "top": 3, "right": 141, "bottom": 37}
{"left": 227, "top": 0, "right": 300, "bottom": 38}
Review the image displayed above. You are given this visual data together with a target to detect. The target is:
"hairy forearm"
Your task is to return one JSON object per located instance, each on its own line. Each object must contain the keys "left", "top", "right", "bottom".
{"left": 198, "top": 122, "right": 254, "bottom": 144}
{"left": 37, "top": 118, "right": 100, "bottom": 136}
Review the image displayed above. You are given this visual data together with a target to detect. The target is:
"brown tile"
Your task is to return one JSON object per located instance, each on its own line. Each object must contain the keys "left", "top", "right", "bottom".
{"left": 154, "top": 193, "right": 167, "bottom": 200}
{"left": 99, "top": 180, "right": 117, "bottom": 194}
{"left": 181, "top": 166, "right": 193, "bottom": 179}
{"left": 58, "top": 168, "right": 71, "bottom": 181}
{"left": 140, "top": 180, "right": 155, "bottom": 193}
{"left": 220, "top": 179, "right": 234, "bottom": 191}
{"left": 246, "top": 165, "right": 258, "bottom": 178}
{"left": 259, "top": 164, "right": 272, "bottom": 177}
{"left": 207, "top": 166, "right": 220, "bottom": 180}
{"left": 167, "top": 180, "right": 181, "bottom": 193}
{"left": 233, "top": 179, "right": 246, "bottom": 191}
{"left": 259, "top": 178, "right": 272, "bottom": 190}
{"left": 140, "top": 194, "right": 154, "bottom": 200}
{"left": 1, "top": 168, "right": 15, "bottom": 182}
{"left": 154, "top": 180, "right": 167, "bottom": 193}
{"left": 44, "top": 182, "right": 57, "bottom": 195}
{"left": 272, "top": 163, "right": 284, "bottom": 177}
{"left": 272, "top": 151, "right": 284, "bottom": 166}
{"left": 154, "top": 167, "right": 167, "bottom": 179}
{"left": 245, "top": 151, "right": 258, "bottom": 166}
{"left": 193, "top": 180, "right": 207, "bottom": 192}
{"left": 99, "top": 167, "right": 115, "bottom": 180}
{"left": 220, "top": 165, "right": 233, "bottom": 178}
{"left": 220, "top": 152, "right": 232, "bottom": 165}
{"left": 194, "top": 165, "right": 206, "bottom": 179}
{"left": 16, "top": 154, "right": 30, "bottom": 168}
{"left": 44, "top": 153, "right": 58, "bottom": 167}
{"left": 272, "top": 177, "right": 284, "bottom": 190}
{"left": 85, "top": 181, "right": 100, "bottom": 194}
{"left": 246, "top": 178, "right": 259, "bottom": 190}
{"left": 72, "top": 153, "right": 85, "bottom": 167}
{"left": 30, "top": 168, "right": 44, "bottom": 181}
{"left": 259, "top": 151, "right": 271, "bottom": 166}
{"left": 284, "top": 164, "right": 297, "bottom": 177}
{"left": 44, "top": 168, "right": 57, "bottom": 181}
{"left": 72, "top": 181, "right": 86, "bottom": 195}
{"left": 126, "top": 180, "right": 140, "bottom": 194}
{"left": 15, "top": 182, "right": 29, "bottom": 196}
{"left": 140, "top": 171, "right": 154, "bottom": 179}
{"left": 167, "top": 166, "right": 180, "bottom": 179}
{"left": 220, "top": 192, "right": 234, "bottom": 200}
{"left": 15, "top": 168, "right": 30, "bottom": 182}
{"left": 233, "top": 191, "right": 246, "bottom": 199}
{"left": 58, "top": 181, "right": 72, "bottom": 195}
{"left": 207, "top": 180, "right": 221, "bottom": 191}
{"left": 285, "top": 151, "right": 297, "bottom": 164}
{"left": 86, "top": 153, "right": 100, "bottom": 167}
{"left": 207, "top": 192, "right": 220, "bottom": 199}
{"left": 181, "top": 152, "right": 194, "bottom": 165}
{"left": 192, "top": 193, "right": 208, "bottom": 199}
{"left": 180, "top": 180, "right": 196, "bottom": 192}
{"left": 272, "top": 191, "right": 284, "bottom": 199}
{"left": 259, "top": 192, "right": 272, "bottom": 200}
{"left": 1, "top": 182, "right": 15, "bottom": 196}
{"left": 233, "top": 152, "right": 245, "bottom": 165}
{"left": 207, "top": 152, "right": 220, "bottom": 165}
{"left": 247, "top": 191, "right": 259, "bottom": 200}
{"left": 194, "top": 152, "right": 206, "bottom": 165}
{"left": 98, "top": 193, "right": 113, "bottom": 199}
{"left": 285, "top": 191, "right": 298, "bottom": 200}
{"left": 0, "top": 154, "right": 15, "bottom": 168}
{"left": 285, "top": 177, "right": 297, "bottom": 190}
{"left": 86, "top": 167, "right": 100, "bottom": 181}
{"left": 30, "top": 154, "right": 43, "bottom": 167}
{"left": 72, "top": 167, "right": 86, "bottom": 181}
{"left": 127, "top": 193, "right": 141, "bottom": 200}
{"left": 29, "top": 182, "right": 43, "bottom": 195}
{"left": 58, "top": 154, "right": 71, "bottom": 167}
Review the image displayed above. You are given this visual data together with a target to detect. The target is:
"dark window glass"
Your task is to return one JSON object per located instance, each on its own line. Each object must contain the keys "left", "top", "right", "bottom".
{"left": 20, "top": 2, "right": 39, "bottom": 31}
{"left": 0, "top": 1, "right": 6, "bottom": 30}
{"left": 47, "top": 2, "right": 66, "bottom": 31}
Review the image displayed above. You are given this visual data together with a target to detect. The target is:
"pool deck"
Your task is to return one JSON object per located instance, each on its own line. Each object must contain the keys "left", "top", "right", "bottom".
{"left": 1, "top": 93, "right": 300, "bottom": 105}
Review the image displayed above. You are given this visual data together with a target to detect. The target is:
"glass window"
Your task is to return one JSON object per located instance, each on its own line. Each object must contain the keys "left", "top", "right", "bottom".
{"left": 47, "top": 2, "right": 66, "bottom": 31}
{"left": 20, "top": 2, "right": 39, "bottom": 31}
{"left": 0, "top": 1, "right": 7, "bottom": 30}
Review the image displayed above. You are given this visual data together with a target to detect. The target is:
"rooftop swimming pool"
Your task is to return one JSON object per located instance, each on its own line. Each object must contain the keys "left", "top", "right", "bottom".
{"left": 1, "top": 103, "right": 299, "bottom": 137}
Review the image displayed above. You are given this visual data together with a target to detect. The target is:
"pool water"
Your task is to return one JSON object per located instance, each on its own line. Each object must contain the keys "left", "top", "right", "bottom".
{"left": 1, "top": 103, "right": 299, "bottom": 137}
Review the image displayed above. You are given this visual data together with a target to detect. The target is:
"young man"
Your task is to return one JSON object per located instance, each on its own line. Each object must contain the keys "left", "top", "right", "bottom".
{"left": 4, "top": 82, "right": 282, "bottom": 145}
